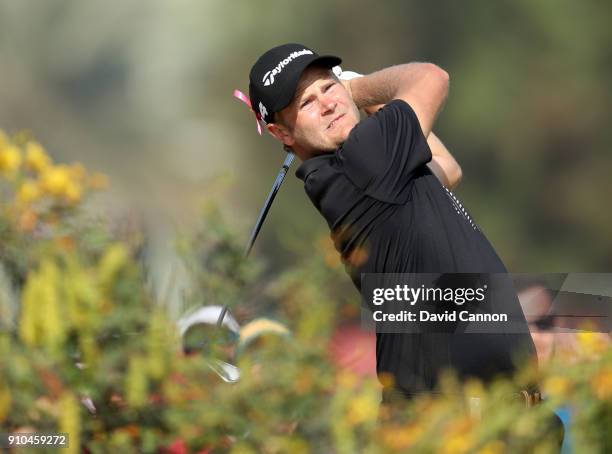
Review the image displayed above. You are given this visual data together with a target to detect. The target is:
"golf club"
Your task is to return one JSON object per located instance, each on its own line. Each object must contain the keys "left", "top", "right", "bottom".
{"left": 245, "top": 151, "right": 295, "bottom": 257}
{"left": 216, "top": 151, "right": 295, "bottom": 328}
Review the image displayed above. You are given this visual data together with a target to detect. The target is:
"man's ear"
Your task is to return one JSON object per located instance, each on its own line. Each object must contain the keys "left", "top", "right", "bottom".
{"left": 267, "top": 123, "right": 294, "bottom": 148}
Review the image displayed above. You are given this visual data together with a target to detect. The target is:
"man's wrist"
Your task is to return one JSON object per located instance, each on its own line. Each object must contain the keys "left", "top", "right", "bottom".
{"left": 334, "top": 67, "right": 376, "bottom": 110}
{"left": 334, "top": 66, "right": 362, "bottom": 102}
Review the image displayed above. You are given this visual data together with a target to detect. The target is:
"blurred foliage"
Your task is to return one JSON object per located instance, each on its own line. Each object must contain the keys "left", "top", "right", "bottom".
{"left": 1, "top": 132, "right": 611, "bottom": 452}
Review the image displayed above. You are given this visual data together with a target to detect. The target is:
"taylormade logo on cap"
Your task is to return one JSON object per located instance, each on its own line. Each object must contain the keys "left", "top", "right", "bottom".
{"left": 258, "top": 102, "right": 268, "bottom": 121}
{"left": 262, "top": 49, "right": 314, "bottom": 86}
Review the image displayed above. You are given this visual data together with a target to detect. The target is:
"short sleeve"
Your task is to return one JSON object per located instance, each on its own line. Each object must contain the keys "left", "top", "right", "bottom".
{"left": 336, "top": 99, "right": 432, "bottom": 203}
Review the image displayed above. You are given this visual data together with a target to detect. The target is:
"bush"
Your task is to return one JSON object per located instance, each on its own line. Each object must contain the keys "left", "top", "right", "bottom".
{"left": 0, "top": 130, "right": 610, "bottom": 453}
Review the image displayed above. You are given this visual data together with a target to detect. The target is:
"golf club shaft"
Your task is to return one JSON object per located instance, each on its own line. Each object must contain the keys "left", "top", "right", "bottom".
{"left": 245, "top": 152, "right": 295, "bottom": 257}
{"left": 216, "top": 152, "right": 295, "bottom": 328}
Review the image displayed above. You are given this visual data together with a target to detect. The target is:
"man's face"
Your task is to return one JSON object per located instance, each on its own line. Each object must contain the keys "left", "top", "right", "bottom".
{"left": 270, "top": 66, "right": 360, "bottom": 158}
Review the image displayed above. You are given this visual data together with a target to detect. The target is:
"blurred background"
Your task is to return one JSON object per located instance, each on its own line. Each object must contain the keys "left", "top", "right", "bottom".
{"left": 1, "top": 0, "right": 611, "bottom": 281}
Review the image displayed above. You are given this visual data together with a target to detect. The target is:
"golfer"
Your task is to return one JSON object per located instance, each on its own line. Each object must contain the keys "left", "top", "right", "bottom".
{"left": 244, "top": 43, "right": 538, "bottom": 404}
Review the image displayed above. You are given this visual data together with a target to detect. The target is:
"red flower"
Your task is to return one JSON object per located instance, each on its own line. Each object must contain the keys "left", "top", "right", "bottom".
{"left": 164, "top": 439, "right": 187, "bottom": 454}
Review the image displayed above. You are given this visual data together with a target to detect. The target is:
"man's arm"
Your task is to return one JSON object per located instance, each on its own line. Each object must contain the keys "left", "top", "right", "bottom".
{"left": 346, "top": 63, "right": 449, "bottom": 137}
{"left": 357, "top": 101, "right": 462, "bottom": 189}
{"left": 425, "top": 132, "right": 462, "bottom": 190}
{"left": 340, "top": 64, "right": 459, "bottom": 188}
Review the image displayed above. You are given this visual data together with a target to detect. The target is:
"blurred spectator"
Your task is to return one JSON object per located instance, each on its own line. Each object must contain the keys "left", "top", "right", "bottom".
{"left": 517, "top": 279, "right": 611, "bottom": 365}
{"left": 329, "top": 323, "right": 377, "bottom": 378}
{"left": 517, "top": 281, "right": 557, "bottom": 364}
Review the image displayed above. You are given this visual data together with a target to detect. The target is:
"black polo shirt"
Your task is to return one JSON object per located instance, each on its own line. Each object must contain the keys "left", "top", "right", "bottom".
{"left": 296, "top": 99, "right": 536, "bottom": 394}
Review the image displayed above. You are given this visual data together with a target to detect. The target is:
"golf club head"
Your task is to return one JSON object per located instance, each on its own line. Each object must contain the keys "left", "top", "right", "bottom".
{"left": 207, "top": 359, "right": 241, "bottom": 383}
{"left": 177, "top": 305, "right": 241, "bottom": 383}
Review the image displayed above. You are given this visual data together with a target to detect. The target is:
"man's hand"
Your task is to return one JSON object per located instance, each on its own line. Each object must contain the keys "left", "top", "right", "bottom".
{"left": 334, "top": 66, "right": 359, "bottom": 100}
{"left": 333, "top": 67, "right": 382, "bottom": 117}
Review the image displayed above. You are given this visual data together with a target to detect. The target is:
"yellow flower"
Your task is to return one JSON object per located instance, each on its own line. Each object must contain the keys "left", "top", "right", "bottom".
{"left": 0, "top": 144, "right": 22, "bottom": 175}
{"left": 380, "top": 423, "right": 423, "bottom": 450}
{"left": 16, "top": 180, "right": 42, "bottom": 205}
{"left": 577, "top": 332, "right": 609, "bottom": 358}
{"left": 64, "top": 181, "right": 82, "bottom": 204}
{"left": 477, "top": 440, "right": 506, "bottom": 454}
{"left": 58, "top": 392, "right": 80, "bottom": 454}
{"left": 79, "top": 335, "right": 100, "bottom": 367}
{"left": 0, "top": 380, "right": 11, "bottom": 422}
{"left": 442, "top": 433, "right": 475, "bottom": 454}
{"left": 590, "top": 366, "right": 612, "bottom": 400}
{"left": 98, "top": 244, "right": 128, "bottom": 288}
{"left": 544, "top": 376, "right": 572, "bottom": 398}
{"left": 346, "top": 393, "right": 378, "bottom": 425}
{"left": 19, "top": 271, "right": 40, "bottom": 346}
{"left": 126, "top": 356, "right": 148, "bottom": 408}
{"left": 442, "top": 417, "right": 474, "bottom": 452}
{"left": 336, "top": 370, "right": 358, "bottom": 390}
{"left": 18, "top": 260, "right": 66, "bottom": 351}
{"left": 229, "top": 442, "right": 257, "bottom": 454}
{"left": 40, "top": 165, "right": 71, "bottom": 196}
{"left": 39, "top": 260, "right": 66, "bottom": 353}
{"left": 25, "top": 141, "right": 51, "bottom": 173}
{"left": 146, "top": 310, "right": 170, "bottom": 380}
